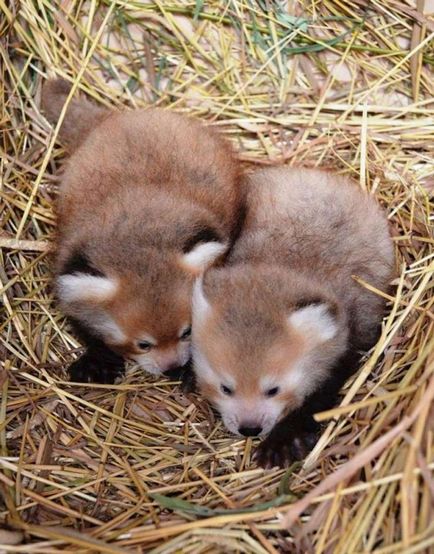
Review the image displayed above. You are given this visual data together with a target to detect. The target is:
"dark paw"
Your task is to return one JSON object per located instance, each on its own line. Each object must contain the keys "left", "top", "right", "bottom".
{"left": 256, "top": 429, "right": 318, "bottom": 469}
{"left": 69, "top": 351, "right": 124, "bottom": 384}
{"left": 163, "top": 361, "right": 197, "bottom": 393}
{"left": 180, "top": 369, "right": 197, "bottom": 394}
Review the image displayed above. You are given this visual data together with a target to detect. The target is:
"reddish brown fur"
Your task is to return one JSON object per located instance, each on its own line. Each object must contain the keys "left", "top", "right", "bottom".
{"left": 197, "top": 285, "right": 309, "bottom": 389}
{"left": 55, "top": 108, "right": 242, "bottom": 250}
{"left": 228, "top": 167, "right": 395, "bottom": 349}
{"left": 192, "top": 167, "right": 394, "bottom": 438}
{"left": 42, "top": 79, "right": 244, "bottom": 373}
{"left": 210, "top": 336, "right": 301, "bottom": 412}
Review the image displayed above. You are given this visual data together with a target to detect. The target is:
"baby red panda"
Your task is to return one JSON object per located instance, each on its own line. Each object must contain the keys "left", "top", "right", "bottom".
{"left": 42, "top": 79, "right": 244, "bottom": 383}
{"left": 192, "top": 167, "right": 394, "bottom": 467}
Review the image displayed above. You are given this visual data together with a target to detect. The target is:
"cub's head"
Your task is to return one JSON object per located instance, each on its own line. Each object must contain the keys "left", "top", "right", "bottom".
{"left": 57, "top": 237, "right": 227, "bottom": 375}
{"left": 192, "top": 267, "right": 348, "bottom": 436}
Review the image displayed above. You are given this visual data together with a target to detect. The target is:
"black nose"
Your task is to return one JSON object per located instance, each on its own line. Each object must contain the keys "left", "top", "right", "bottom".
{"left": 238, "top": 426, "right": 262, "bottom": 437}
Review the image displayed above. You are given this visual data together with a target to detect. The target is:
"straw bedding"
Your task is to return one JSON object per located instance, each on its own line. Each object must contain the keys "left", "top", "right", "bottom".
{"left": 1, "top": 1, "right": 433, "bottom": 552}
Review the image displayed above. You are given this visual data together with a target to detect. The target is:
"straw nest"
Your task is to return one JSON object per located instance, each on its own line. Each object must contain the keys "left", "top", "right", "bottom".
{"left": 1, "top": 1, "right": 433, "bottom": 552}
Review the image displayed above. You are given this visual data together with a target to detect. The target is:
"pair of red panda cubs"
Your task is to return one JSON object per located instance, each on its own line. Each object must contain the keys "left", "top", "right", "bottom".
{"left": 43, "top": 80, "right": 394, "bottom": 467}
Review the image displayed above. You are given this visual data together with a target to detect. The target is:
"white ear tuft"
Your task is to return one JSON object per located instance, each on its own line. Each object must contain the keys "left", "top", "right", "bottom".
{"left": 57, "top": 273, "right": 118, "bottom": 304}
{"left": 182, "top": 242, "right": 227, "bottom": 273}
{"left": 87, "top": 312, "right": 127, "bottom": 343}
{"left": 288, "top": 303, "right": 338, "bottom": 343}
{"left": 192, "top": 276, "right": 211, "bottom": 324}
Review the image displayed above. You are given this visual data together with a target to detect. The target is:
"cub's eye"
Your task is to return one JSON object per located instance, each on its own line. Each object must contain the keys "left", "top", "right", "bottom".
{"left": 265, "top": 387, "right": 280, "bottom": 397}
{"left": 137, "top": 341, "right": 152, "bottom": 352}
{"left": 180, "top": 326, "right": 192, "bottom": 340}
{"left": 221, "top": 384, "right": 233, "bottom": 396}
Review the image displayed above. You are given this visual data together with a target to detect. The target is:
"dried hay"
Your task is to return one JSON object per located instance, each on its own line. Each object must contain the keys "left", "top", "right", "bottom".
{"left": 1, "top": 1, "right": 433, "bottom": 552}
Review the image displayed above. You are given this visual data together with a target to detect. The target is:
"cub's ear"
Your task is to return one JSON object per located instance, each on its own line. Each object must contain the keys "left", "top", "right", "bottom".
{"left": 181, "top": 241, "right": 227, "bottom": 274}
{"left": 192, "top": 276, "right": 212, "bottom": 324}
{"left": 57, "top": 273, "right": 118, "bottom": 304}
{"left": 288, "top": 301, "right": 338, "bottom": 343}
{"left": 41, "top": 78, "right": 108, "bottom": 151}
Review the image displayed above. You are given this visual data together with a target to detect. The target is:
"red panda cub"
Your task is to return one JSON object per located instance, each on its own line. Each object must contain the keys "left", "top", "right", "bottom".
{"left": 192, "top": 167, "right": 394, "bottom": 467}
{"left": 42, "top": 79, "right": 243, "bottom": 383}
